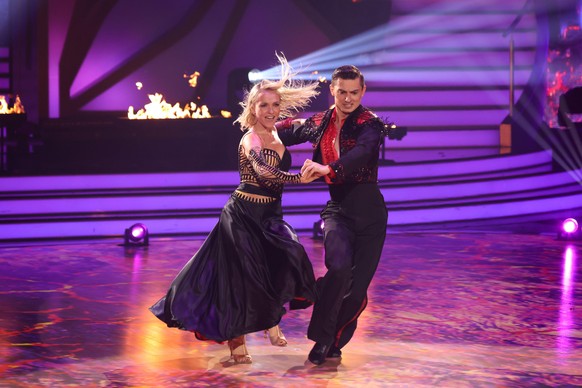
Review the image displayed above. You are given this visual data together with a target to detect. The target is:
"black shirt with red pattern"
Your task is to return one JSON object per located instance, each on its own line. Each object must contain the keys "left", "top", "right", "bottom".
{"left": 278, "top": 105, "right": 386, "bottom": 184}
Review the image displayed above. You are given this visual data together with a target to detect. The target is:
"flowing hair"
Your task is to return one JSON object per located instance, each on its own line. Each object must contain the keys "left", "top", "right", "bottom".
{"left": 234, "top": 53, "right": 320, "bottom": 131}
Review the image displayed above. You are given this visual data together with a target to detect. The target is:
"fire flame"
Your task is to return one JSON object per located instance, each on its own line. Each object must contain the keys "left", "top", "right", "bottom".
{"left": 311, "top": 70, "right": 326, "bottom": 83}
{"left": 128, "top": 93, "right": 210, "bottom": 119}
{"left": 128, "top": 71, "right": 230, "bottom": 120}
{"left": 0, "top": 95, "right": 25, "bottom": 114}
{"left": 184, "top": 72, "right": 200, "bottom": 88}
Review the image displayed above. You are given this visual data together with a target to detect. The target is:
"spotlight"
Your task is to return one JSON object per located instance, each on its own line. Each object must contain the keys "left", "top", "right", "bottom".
{"left": 124, "top": 223, "right": 149, "bottom": 246}
{"left": 557, "top": 218, "right": 581, "bottom": 240}
{"left": 312, "top": 219, "right": 324, "bottom": 240}
{"left": 563, "top": 218, "right": 578, "bottom": 234}
{"left": 247, "top": 68, "right": 261, "bottom": 83}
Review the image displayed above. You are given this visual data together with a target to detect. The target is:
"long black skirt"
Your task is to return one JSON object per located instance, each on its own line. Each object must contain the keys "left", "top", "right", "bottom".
{"left": 149, "top": 193, "right": 317, "bottom": 342}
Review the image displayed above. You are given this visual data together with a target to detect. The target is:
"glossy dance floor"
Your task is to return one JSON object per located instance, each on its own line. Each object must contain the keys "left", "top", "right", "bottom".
{"left": 1, "top": 232, "right": 581, "bottom": 387}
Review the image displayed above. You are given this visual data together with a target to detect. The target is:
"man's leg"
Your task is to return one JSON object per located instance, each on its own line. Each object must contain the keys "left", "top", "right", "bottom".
{"left": 307, "top": 205, "right": 355, "bottom": 343}
{"left": 332, "top": 223, "right": 386, "bottom": 350}
{"left": 307, "top": 203, "right": 355, "bottom": 364}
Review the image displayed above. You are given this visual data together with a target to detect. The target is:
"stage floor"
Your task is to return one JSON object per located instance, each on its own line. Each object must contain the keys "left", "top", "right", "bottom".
{"left": 1, "top": 231, "right": 581, "bottom": 387}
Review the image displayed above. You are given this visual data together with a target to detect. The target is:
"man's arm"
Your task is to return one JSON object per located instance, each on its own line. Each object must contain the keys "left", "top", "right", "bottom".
{"left": 328, "top": 122, "right": 383, "bottom": 181}
{"left": 276, "top": 110, "right": 329, "bottom": 146}
{"left": 275, "top": 118, "right": 308, "bottom": 147}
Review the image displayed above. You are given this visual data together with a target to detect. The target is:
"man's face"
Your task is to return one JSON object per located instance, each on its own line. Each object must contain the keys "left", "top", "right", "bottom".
{"left": 330, "top": 78, "right": 366, "bottom": 116}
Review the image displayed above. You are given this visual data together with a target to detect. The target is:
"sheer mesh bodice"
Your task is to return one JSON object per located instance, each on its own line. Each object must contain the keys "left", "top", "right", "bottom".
{"left": 238, "top": 144, "right": 301, "bottom": 198}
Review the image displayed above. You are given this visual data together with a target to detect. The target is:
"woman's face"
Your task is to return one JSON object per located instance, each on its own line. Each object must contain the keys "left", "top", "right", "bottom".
{"left": 253, "top": 90, "right": 281, "bottom": 130}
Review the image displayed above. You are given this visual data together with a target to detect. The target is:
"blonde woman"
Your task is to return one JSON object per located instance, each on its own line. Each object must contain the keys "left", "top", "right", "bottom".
{"left": 150, "top": 54, "right": 320, "bottom": 364}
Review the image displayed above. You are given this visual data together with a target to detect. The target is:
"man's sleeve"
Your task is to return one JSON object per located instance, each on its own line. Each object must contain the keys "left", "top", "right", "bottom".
{"left": 328, "top": 121, "right": 383, "bottom": 182}
{"left": 277, "top": 113, "right": 324, "bottom": 146}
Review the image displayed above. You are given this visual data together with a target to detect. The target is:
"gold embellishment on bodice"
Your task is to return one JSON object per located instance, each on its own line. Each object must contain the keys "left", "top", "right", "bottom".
{"left": 238, "top": 145, "right": 301, "bottom": 197}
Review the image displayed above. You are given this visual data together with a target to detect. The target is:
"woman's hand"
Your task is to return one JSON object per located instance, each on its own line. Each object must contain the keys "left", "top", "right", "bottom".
{"left": 300, "top": 171, "right": 317, "bottom": 183}
{"left": 300, "top": 159, "right": 330, "bottom": 183}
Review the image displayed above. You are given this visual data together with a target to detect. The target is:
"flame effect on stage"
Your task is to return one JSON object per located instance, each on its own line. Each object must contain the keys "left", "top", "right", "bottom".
{"left": 0, "top": 95, "right": 25, "bottom": 115}
{"left": 127, "top": 72, "right": 230, "bottom": 120}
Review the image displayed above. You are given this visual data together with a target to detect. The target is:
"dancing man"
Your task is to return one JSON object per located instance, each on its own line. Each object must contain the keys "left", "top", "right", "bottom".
{"left": 277, "top": 64, "right": 393, "bottom": 365}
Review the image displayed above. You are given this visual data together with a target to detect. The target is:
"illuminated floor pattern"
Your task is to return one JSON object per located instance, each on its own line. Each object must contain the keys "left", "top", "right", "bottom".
{"left": 0, "top": 232, "right": 581, "bottom": 387}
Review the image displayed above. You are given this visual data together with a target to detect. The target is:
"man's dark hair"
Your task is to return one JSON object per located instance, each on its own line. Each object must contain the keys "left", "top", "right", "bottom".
{"left": 331, "top": 65, "right": 365, "bottom": 88}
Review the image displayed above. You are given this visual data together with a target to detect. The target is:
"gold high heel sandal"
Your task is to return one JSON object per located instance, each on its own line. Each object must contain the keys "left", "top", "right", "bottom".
{"left": 227, "top": 335, "right": 252, "bottom": 364}
{"left": 265, "top": 325, "right": 287, "bottom": 347}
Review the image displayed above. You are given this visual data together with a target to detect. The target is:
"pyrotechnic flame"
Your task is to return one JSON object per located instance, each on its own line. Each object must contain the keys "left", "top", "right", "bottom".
{"left": 128, "top": 93, "right": 211, "bottom": 120}
{"left": 0, "top": 95, "right": 25, "bottom": 114}
{"left": 311, "top": 70, "right": 326, "bottom": 83}
{"left": 184, "top": 71, "right": 200, "bottom": 88}
{"left": 128, "top": 71, "right": 230, "bottom": 119}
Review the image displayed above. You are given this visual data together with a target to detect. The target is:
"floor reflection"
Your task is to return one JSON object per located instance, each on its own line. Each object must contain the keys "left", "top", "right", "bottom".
{"left": 0, "top": 232, "right": 581, "bottom": 386}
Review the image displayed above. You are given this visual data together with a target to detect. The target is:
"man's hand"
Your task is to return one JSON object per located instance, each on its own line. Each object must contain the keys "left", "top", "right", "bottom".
{"left": 301, "top": 159, "right": 330, "bottom": 183}
{"left": 300, "top": 171, "right": 318, "bottom": 183}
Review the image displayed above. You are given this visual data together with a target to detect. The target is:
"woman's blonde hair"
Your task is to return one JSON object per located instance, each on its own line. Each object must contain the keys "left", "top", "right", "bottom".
{"left": 234, "top": 53, "right": 320, "bottom": 131}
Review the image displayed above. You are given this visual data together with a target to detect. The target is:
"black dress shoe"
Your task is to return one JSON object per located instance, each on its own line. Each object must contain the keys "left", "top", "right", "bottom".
{"left": 308, "top": 342, "right": 330, "bottom": 365}
{"left": 326, "top": 345, "right": 342, "bottom": 358}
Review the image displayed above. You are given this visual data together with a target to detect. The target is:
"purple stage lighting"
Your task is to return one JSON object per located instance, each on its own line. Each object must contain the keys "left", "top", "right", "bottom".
{"left": 124, "top": 223, "right": 149, "bottom": 246}
{"left": 558, "top": 218, "right": 581, "bottom": 240}
{"left": 562, "top": 218, "right": 578, "bottom": 233}
{"left": 562, "top": 218, "right": 579, "bottom": 234}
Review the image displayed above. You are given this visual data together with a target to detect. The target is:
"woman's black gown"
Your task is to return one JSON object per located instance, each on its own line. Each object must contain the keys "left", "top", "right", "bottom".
{"left": 149, "top": 141, "right": 317, "bottom": 342}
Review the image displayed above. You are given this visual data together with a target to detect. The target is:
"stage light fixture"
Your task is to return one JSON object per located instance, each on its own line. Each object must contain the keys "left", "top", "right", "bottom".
{"left": 247, "top": 68, "right": 262, "bottom": 83}
{"left": 563, "top": 218, "right": 578, "bottom": 234}
{"left": 124, "top": 223, "right": 149, "bottom": 246}
{"left": 312, "top": 219, "right": 324, "bottom": 240}
{"left": 557, "top": 218, "right": 581, "bottom": 240}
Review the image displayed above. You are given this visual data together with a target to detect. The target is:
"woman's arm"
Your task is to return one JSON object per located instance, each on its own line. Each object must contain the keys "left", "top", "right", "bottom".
{"left": 241, "top": 132, "right": 303, "bottom": 184}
